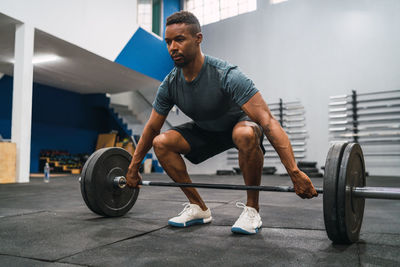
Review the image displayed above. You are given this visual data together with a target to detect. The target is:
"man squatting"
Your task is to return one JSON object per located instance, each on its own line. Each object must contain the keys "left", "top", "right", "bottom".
{"left": 126, "top": 11, "right": 318, "bottom": 234}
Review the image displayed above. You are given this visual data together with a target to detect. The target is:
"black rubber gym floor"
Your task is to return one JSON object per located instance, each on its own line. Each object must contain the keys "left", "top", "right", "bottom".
{"left": 0, "top": 174, "right": 399, "bottom": 266}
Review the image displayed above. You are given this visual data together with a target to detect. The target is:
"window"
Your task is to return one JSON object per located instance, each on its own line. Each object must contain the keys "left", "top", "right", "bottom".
{"left": 138, "top": 0, "right": 152, "bottom": 32}
{"left": 137, "top": 0, "right": 162, "bottom": 36}
{"left": 184, "top": 0, "right": 257, "bottom": 26}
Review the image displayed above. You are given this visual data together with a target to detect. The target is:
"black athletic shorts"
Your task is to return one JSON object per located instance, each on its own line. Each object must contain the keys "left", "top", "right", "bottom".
{"left": 170, "top": 116, "right": 266, "bottom": 164}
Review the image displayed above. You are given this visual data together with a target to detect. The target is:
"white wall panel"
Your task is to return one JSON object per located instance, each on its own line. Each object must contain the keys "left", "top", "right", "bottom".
{"left": 200, "top": 0, "right": 400, "bottom": 176}
{"left": 0, "top": 0, "right": 139, "bottom": 60}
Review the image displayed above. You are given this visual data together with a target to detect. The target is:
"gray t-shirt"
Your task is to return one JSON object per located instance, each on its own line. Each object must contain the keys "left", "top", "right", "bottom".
{"left": 153, "top": 55, "right": 258, "bottom": 132}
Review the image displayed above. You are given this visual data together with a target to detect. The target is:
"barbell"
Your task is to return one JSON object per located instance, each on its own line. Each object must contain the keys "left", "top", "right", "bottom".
{"left": 79, "top": 142, "right": 400, "bottom": 244}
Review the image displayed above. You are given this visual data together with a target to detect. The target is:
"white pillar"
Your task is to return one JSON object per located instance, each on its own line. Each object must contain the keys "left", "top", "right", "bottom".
{"left": 11, "top": 23, "right": 35, "bottom": 183}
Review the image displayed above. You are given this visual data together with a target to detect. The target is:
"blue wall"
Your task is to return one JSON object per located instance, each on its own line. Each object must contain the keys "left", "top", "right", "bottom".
{"left": 115, "top": 27, "right": 174, "bottom": 81}
{"left": 163, "top": 0, "right": 181, "bottom": 37}
{"left": 0, "top": 75, "right": 126, "bottom": 173}
{"left": 0, "top": 76, "right": 12, "bottom": 139}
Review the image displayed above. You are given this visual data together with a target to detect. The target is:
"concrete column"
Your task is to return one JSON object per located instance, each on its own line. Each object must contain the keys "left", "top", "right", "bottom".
{"left": 11, "top": 23, "right": 35, "bottom": 183}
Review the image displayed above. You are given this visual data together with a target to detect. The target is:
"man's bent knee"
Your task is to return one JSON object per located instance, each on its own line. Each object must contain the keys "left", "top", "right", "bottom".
{"left": 152, "top": 135, "right": 169, "bottom": 160}
{"left": 152, "top": 131, "right": 191, "bottom": 155}
{"left": 152, "top": 134, "right": 166, "bottom": 150}
{"left": 233, "top": 125, "right": 261, "bottom": 151}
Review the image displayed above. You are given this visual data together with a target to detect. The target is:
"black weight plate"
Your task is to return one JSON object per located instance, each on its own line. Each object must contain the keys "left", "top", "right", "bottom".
{"left": 337, "top": 143, "right": 365, "bottom": 244}
{"left": 86, "top": 147, "right": 139, "bottom": 217}
{"left": 81, "top": 149, "right": 107, "bottom": 216}
{"left": 84, "top": 147, "right": 139, "bottom": 217}
{"left": 80, "top": 152, "right": 92, "bottom": 211}
{"left": 323, "top": 142, "right": 348, "bottom": 243}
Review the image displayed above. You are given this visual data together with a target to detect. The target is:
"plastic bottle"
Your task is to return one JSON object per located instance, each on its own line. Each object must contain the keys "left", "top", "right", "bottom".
{"left": 44, "top": 162, "right": 50, "bottom": 183}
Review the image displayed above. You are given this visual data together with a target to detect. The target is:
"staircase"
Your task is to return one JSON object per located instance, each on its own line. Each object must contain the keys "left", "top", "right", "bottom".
{"left": 109, "top": 103, "right": 144, "bottom": 136}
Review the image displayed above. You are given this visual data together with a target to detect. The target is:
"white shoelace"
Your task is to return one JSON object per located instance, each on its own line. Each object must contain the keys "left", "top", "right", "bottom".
{"left": 178, "top": 203, "right": 193, "bottom": 216}
{"left": 236, "top": 202, "right": 257, "bottom": 219}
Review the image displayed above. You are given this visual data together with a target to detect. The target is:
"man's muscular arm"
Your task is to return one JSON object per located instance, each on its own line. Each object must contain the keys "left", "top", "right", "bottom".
{"left": 126, "top": 109, "right": 167, "bottom": 187}
{"left": 241, "top": 92, "right": 318, "bottom": 199}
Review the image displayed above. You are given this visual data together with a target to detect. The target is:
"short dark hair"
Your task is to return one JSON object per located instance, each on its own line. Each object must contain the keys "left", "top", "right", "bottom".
{"left": 166, "top": 11, "right": 201, "bottom": 36}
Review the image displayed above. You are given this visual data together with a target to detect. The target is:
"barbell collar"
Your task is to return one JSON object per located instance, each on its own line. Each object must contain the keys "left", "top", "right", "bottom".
{"left": 113, "top": 176, "right": 127, "bottom": 189}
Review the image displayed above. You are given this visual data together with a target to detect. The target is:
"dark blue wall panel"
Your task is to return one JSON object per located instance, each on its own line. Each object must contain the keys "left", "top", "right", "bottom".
{"left": 0, "top": 75, "right": 125, "bottom": 173}
{"left": 30, "top": 123, "right": 99, "bottom": 173}
{"left": 0, "top": 119, "right": 11, "bottom": 139}
{"left": 0, "top": 76, "right": 13, "bottom": 139}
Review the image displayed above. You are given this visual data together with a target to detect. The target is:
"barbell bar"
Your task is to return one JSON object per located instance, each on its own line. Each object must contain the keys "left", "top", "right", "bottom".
{"left": 329, "top": 96, "right": 400, "bottom": 106}
{"left": 112, "top": 176, "right": 323, "bottom": 193}
{"left": 363, "top": 153, "right": 400, "bottom": 157}
{"left": 111, "top": 176, "right": 400, "bottom": 199}
{"left": 329, "top": 89, "right": 400, "bottom": 99}
{"left": 269, "top": 100, "right": 302, "bottom": 106}
{"left": 329, "top": 124, "right": 400, "bottom": 132}
{"left": 329, "top": 117, "right": 400, "bottom": 125}
{"left": 329, "top": 139, "right": 400, "bottom": 145}
{"left": 329, "top": 110, "right": 400, "bottom": 119}
{"left": 329, "top": 103, "right": 400, "bottom": 113}
{"left": 79, "top": 142, "right": 400, "bottom": 244}
{"left": 352, "top": 187, "right": 400, "bottom": 199}
{"left": 336, "top": 131, "right": 400, "bottom": 138}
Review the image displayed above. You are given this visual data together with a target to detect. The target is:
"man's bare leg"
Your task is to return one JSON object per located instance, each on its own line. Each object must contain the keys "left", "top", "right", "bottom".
{"left": 153, "top": 130, "right": 208, "bottom": 211}
{"left": 232, "top": 121, "right": 264, "bottom": 211}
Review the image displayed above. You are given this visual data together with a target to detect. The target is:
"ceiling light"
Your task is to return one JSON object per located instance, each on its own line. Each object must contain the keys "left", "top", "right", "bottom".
{"left": 270, "top": 0, "right": 289, "bottom": 4}
{"left": 32, "top": 55, "right": 60, "bottom": 64}
{"left": 9, "top": 54, "right": 61, "bottom": 65}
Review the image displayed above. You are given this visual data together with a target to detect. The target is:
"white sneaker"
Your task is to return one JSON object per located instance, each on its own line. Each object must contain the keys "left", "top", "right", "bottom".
{"left": 231, "top": 202, "right": 262, "bottom": 234}
{"left": 168, "top": 203, "right": 212, "bottom": 227}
